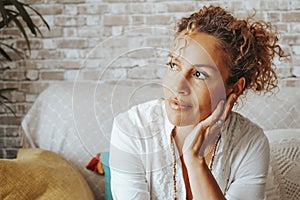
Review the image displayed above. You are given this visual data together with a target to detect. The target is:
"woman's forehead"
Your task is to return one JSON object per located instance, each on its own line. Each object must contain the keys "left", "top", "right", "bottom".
{"left": 172, "top": 32, "right": 219, "bottom": 52}
{"left": 170, "top": 32, "right": 230, "bottom": 78}
{"left": 170, "top": 34, "right": 218, "bottom": 65}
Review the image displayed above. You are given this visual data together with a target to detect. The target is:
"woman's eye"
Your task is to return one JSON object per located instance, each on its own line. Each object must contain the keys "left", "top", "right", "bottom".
{"left": 167, "top": 62, "right": 179, "bottom": 71}
{"left": 194, "top": 70, "right": 209, "bottom": 79}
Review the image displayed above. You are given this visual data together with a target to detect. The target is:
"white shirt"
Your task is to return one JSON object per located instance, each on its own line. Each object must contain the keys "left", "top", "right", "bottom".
{"left": 109, "top": 99, "right": 270, "bottom": 200}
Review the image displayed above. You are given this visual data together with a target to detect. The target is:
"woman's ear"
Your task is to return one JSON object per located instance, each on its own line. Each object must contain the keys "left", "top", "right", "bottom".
{"left": 232, "top": 77, "right": 246, "bottom": 97}
{"left": 226, "top": 77, "right": 246, "bottom": 100}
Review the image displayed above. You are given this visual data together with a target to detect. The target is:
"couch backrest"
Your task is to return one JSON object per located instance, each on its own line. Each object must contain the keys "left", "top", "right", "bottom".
{"left": 233, "top": 87, "right": 300, "bottom": 130}
{"left": 24, "top": 81, "right": 300, "bottom": 151}
{"left": 22, "top": 80, "right": 299, "bottom": 199}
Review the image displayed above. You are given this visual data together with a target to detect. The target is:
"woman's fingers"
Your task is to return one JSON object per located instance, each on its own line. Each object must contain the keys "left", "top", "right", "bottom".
{"left": 183, "top": 95, "right": 237, "bottom": 158}
{"left": 200, "top": 94, "right": 237, "bottom": 155}
{"left": 202, "top": 99, "right": 225, "bottom": 128}
{"left": 182, "top": 123, "right": 205, "bottom": 155}
{"left": 191, "top": 123, "right": 206, "bottom": 154}
{"left": 199, "top": 100, "right": 225, "bottom": 156}
{"left": 183, "top": 100, "right": 225, "bottom": 157}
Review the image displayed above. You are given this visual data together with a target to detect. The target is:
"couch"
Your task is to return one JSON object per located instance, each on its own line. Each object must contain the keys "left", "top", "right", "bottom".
{"left": 17, "top": 80, "right": 300, "bottom": 199}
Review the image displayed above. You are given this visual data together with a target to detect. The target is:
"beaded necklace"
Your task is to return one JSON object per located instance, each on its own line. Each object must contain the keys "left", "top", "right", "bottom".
{"left": 170, "top": 129, "right": 221, "bottom": 200}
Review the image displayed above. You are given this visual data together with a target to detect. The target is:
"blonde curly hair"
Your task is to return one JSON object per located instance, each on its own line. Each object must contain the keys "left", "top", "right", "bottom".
{"left": 176, "top": 5, "right": 286, "bottom": 94}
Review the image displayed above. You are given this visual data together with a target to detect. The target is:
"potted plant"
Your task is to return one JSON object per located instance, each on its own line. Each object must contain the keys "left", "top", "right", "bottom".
{"left": 0, "top": 0, "right": 49, "bottom": 114}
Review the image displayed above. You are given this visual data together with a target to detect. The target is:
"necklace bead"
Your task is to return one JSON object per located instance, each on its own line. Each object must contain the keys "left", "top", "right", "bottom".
{"left": 171, "top": 130, "right": 177, "bottom": 200}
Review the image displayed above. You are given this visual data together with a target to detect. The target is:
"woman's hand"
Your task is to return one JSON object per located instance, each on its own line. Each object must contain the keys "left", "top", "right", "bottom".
{"left": 182, "top": 93, "right": 237, "bottom": 163}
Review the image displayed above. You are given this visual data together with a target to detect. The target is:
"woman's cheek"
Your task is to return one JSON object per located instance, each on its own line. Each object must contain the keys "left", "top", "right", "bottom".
{"left": 206, "top": 82, "right": 226, "bottom": 108}
{"left": 162, "top": 71, "right": 177, "bottom": 96}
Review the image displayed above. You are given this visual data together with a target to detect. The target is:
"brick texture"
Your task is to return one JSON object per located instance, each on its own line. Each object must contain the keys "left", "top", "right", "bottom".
{"left": 1, "top": 0, "right": 300, "bottom": 158}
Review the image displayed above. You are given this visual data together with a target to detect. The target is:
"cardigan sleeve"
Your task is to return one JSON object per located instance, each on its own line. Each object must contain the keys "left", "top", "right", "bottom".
{"left": 109, "top": 116, "right": 150, "bottom": 200}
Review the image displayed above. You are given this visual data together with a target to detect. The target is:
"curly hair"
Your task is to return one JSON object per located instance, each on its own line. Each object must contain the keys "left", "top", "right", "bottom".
{"left": 176, "top": 5, "right": 286, "bottom": 94}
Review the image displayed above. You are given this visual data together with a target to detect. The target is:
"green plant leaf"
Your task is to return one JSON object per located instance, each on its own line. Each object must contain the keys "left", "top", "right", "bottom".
{"left": 0, "top": 41, "right": 22, "bottom": 54}
{"left": 0, "top": 7, "right": 18, "bottom": 28}
{"left": 22, "top": 3, "right": 50, "bottom": 31}
{"left": 7, "top": 11, "right": 31, "bottom": 53}
{"left": 10, "top": 0, "right": 37, "bottom": 36}
{"left": 0, "top": 100, "right": 16, "bottom": 116}
{"left": 3, "top": 0, "right": 14, "bottom": 6}
{"left": 0, "top": 0, "right": 8, "bottom": 26}
{"left": 0, "top": 87, "right": 18, "bottom": 116}
{"left": 0, "top": 41, "right": 23, "bottom": 60}
{"left": 1, "top": 1, "right": 50, "bottom": 34}
{"left": 0, "top": 93, "right": 10, "bottom": 101}
{"left": 0, "top": 17, "right": 12, "bottom": 29}
{"left": 0, "top": 46, "right": 12, "bottom": 61}
{"left": 0, "top": 0, "right": 50, "bottom": 62}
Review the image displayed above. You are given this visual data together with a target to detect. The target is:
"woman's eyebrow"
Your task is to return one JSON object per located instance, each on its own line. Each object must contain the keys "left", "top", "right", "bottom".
{"left": 192, "top": 64, "right": 218, "bottom": 71}
{"left": 168, "top": 53, "right": 180, "bottom": 59}
{"left": 168, "top": 53, "right": 218, "bottom": 71}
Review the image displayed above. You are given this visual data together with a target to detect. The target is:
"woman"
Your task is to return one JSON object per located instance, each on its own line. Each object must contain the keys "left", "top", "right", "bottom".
{"left": 109, "top": 5, "right": 285, "bottom": 200}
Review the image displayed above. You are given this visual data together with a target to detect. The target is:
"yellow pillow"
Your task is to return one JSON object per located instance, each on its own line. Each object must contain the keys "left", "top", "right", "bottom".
{"left": 0, "top": 148, "right": 95, "bottom": 200}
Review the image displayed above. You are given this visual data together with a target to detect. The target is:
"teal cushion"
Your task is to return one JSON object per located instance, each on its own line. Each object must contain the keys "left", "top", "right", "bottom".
{"left": 101, "top": 152, "right": 112, "bottom": 200}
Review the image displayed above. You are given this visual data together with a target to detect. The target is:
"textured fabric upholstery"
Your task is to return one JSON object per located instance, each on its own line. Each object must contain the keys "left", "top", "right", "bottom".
{"left": 20, "top": 81, "right": 299, "bottom": 199}
{"left": 0, "top": 148, "right": 95, "bottom": 200}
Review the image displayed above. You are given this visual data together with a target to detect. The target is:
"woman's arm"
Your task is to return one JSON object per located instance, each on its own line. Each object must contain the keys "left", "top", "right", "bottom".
{"left": 182, "top": 124, "right": 226, "bottom": 200}
{"left": 109, "top": 117, "right": 150, "bottom": 200}
{"left": 110, "top": 169, "right": 150, "bottom": 200}
{"left": 185, "top": 132, "right": 269, "bottom": 200}
{"left": 182, "top": 95, "right": 236, "bottom": 200}
{"left": 182, "top": 93, "right": 269, "bottom": 200}
{"left": 185, "top": 155, "right": 226, "bottom": 200}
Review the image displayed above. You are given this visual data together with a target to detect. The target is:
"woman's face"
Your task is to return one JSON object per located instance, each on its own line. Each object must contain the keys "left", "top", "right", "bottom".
{"left": 163, "top": 32, "right": 231, "bottom": 126}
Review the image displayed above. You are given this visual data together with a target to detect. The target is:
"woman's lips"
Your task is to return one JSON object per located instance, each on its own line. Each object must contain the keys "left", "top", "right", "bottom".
{"left": 169, "top": 99, "right": 193, "bottom": 110}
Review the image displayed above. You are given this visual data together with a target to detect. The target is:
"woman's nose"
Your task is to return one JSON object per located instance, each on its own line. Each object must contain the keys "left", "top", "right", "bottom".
{"left": 173, "top": 73, "right": 190, "bottom": 96}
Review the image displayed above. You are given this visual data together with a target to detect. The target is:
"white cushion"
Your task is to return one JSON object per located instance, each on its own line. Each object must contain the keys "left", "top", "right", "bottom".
{"left": 21, "top": 81, "right": 163, "bottom": 199}
{"left": 264, "top": 129, "right": 300, "bottom": 200}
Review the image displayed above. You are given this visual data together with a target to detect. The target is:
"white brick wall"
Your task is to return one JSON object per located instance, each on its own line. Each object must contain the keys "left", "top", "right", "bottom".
{"left": 1, "top": 0, "right": 300, "bottom": 158}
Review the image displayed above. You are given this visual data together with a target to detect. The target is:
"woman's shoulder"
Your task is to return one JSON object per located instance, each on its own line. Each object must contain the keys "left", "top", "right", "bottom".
{"left": 223, "top": 112, "right": 270, "bottom": 165}
{"left": 230, "top": 111, "right": 265, "bottom": 135}
{"left": 228, "top": 112, "right": 268, "bottom": 147}
{"left": 111, "top": 99, "right": 168, "bottom": 150}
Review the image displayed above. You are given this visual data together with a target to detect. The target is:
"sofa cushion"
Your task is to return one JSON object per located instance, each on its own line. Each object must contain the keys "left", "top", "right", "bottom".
{"left": 101, "top": 152, "right": 113, "bottom": 200}
{"left": 265, "top": 129, "right": 300, "bottom": 200}
{"left": 21, "top": 81, "right": 163, "bottom": 199}
{"left": 0, "top": 148, "right": 95, "bottom": 200}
